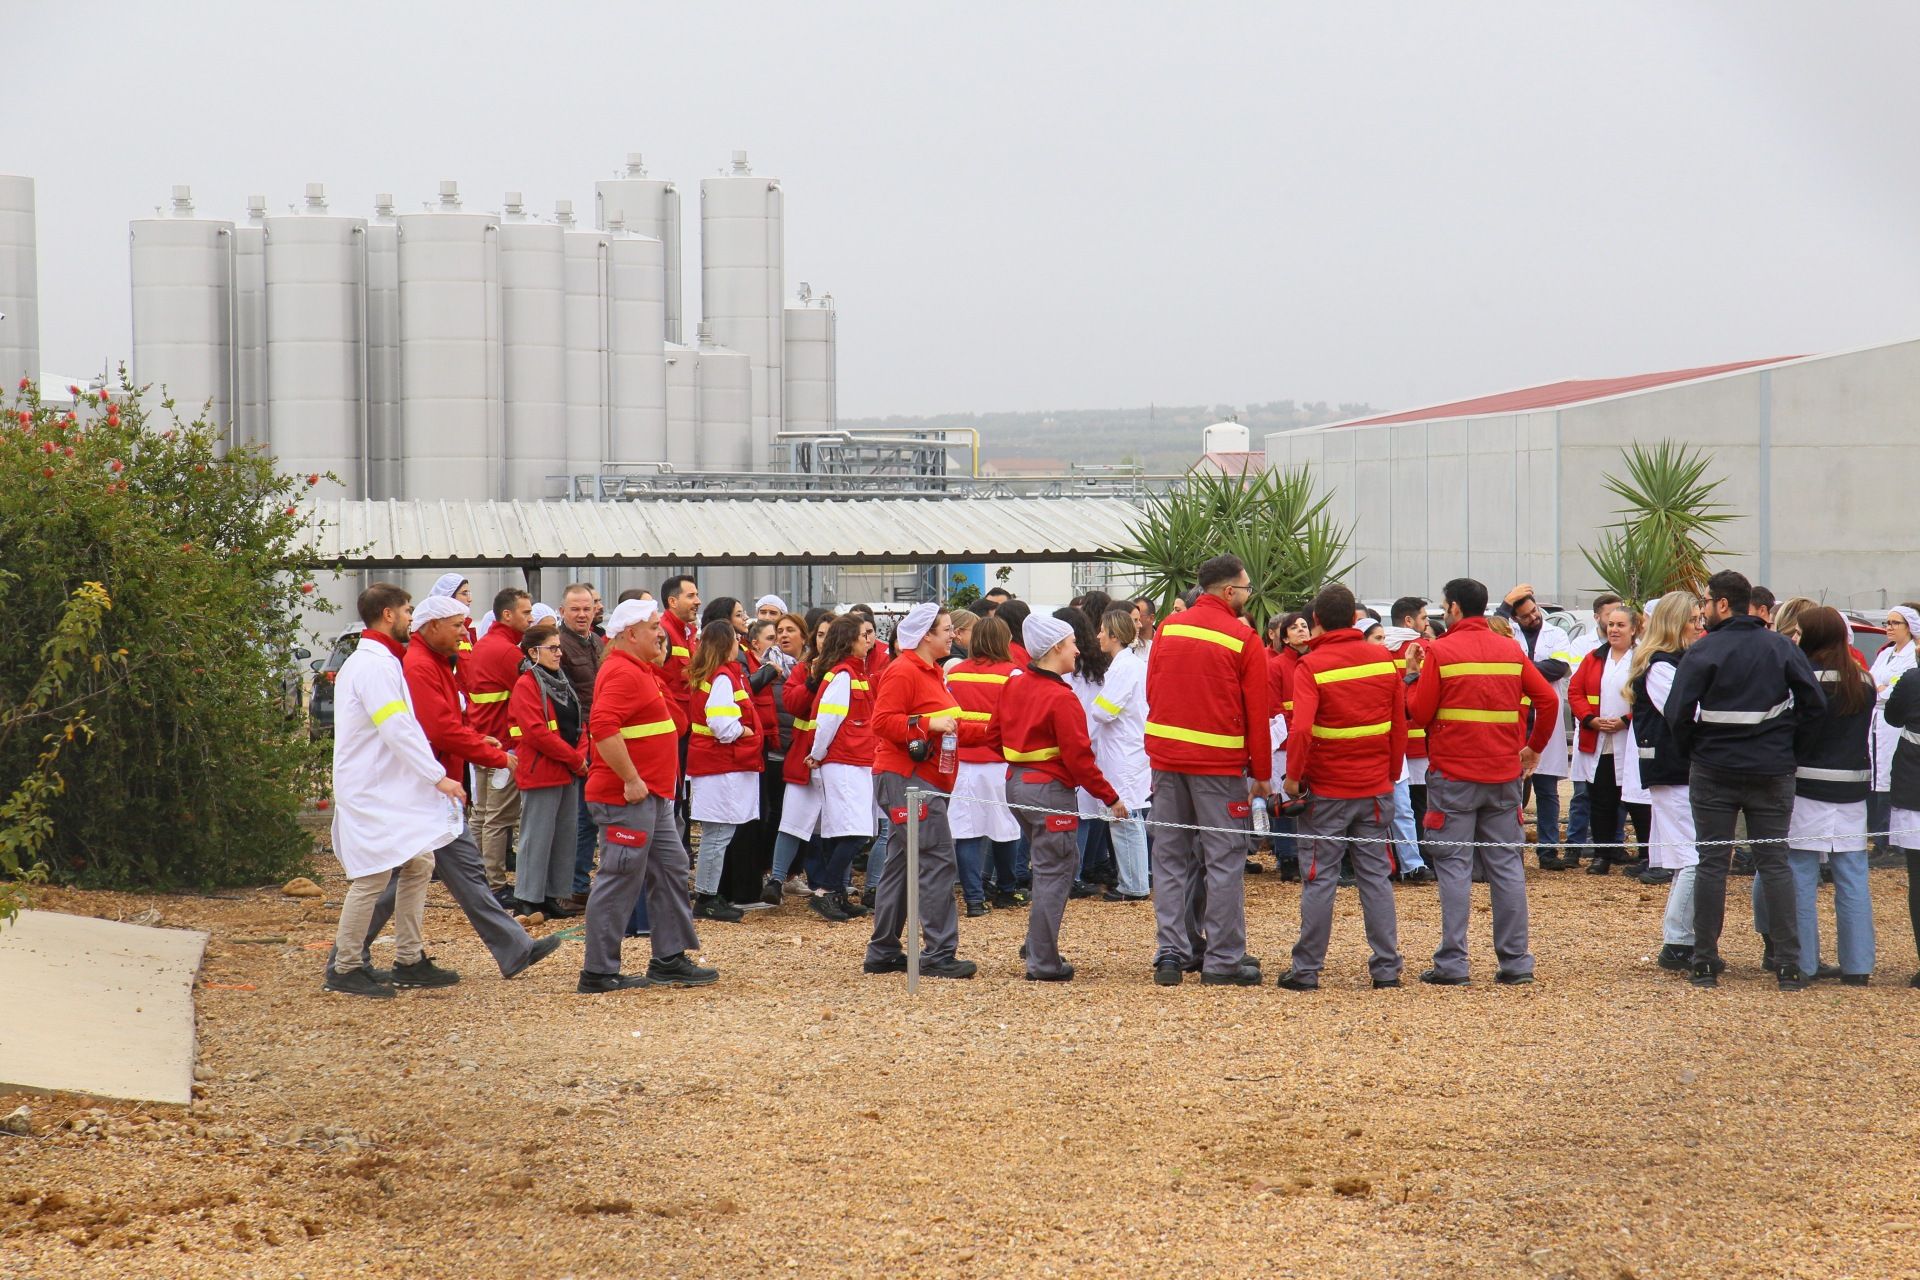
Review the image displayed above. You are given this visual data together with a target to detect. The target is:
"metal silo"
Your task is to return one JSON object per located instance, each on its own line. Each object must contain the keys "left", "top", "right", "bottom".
{"left": 664, "top": 340, "right": 698, "bottom": 470}
{"left": 604, "top": 217, "right": 667, "bottom": 469}
{"left": 558, "top": 200, "right": 607, "bottom": 491}
{"left": 0, "top": 175, "right": 40, "bottom": 391}
{"left": 230, "top": 196, "right": 267, "bottom": 452}
{"left": 700, "top": 151, "right": 783, "bottom": 471}
{"left": 595, "top": 153, "right": 683, "bottom": 344}
{"left": 695, "top": 322, "right": 751, "bottom": 471}
{"left": 365, "top": 194, "right": 400, "bottom": 499}
{"left": 395, "top": 181, "right": 502, "bottom": 500}
{"left": 264, "top": 184, "right": 367, "bottom": 498}
{"left": 130, "top": 186, "right": 234, "bottom": 439}
{"left": 782, "top": 286, "right": 836, "bottom": 457}
{"left": 498, "top": 192, "right": 567, "bottom": 499}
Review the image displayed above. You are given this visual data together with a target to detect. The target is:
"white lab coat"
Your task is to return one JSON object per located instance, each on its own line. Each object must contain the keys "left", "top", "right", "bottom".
{"left": 1517, "top": 621, "right": 1574, "bottom": 779}
{"left": 1088, "top": 647, "right": 1152, "bottom": 811}
{"left": 808, "top": 670, "right": 875, "bottom": 838}
{"left": 329, "top": 637, "right": 464, "bottom": 879}
{"left": 1572, "top": 647, "right": 1637, "bottom": 786}
{"left": 1869, "top": 641, "right": 1916, "bottom": 793}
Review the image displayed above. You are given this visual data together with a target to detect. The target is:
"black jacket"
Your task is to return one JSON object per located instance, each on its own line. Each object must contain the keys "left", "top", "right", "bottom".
{"left": 1794, "top": 666, "right": 1876, "bottom": 804}
{"left": 1666, "top": 614, "right": 1825, "bottom": 776}
{"left": 1885, "top": 673, "right": 1920, "bottom": 811}
{"left": 1630, "top": 651, "right": 1689, "bottom": 787}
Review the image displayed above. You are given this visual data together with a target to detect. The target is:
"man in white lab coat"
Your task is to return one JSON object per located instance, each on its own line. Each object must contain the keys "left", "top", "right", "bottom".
{"left": 324, "top": 584, "right": 467, "bottom": 998}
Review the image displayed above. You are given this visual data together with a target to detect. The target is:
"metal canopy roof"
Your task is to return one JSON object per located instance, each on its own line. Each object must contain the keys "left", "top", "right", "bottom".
{"left": 302, "top": 496, "right": 1146, "bottom": 569}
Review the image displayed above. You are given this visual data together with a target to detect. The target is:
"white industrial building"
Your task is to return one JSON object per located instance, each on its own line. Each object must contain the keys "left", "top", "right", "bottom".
{"left": 1265, "top": 339, "right": 1920, "bottom": 612}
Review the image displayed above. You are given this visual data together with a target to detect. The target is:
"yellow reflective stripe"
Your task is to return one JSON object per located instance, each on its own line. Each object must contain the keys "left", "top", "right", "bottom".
{"left": 735, "top": 690, "right": 749, "bottom": 702}
{"left": 509, "top": 726, "right": 523, "bottom": 737}
{"left": 1550, "top": 651, "right": 1573, "bottom": 662}
{"left": 792, "top": 718, "right": 818, "bottom": 731}
{"left": 707, "top": 705, "right": 741, "bottom": 718}
{"left": 1314, "top": 660, "right": 1397, "bottom": 685}
{"left": 457, "top": 642, "right": 473, "bottom": 652}
{"left": 1282, "top": 700, "right": 1294, "bottom": 711}
{"left": 370, "top": 699, "right": 408, "bottom": 727}
{"left": 1437, "top": 662, "right": 1522, "bottom": 678}
{"left": 934, "top": 706, "right": 962, "bottom": 719}
{"left": 548, "top": 719, "right": 557, "bottom": 730}
{"left": 1003, "top": 746, "right": 1062, "bottom": 762}
{"left": 955, "top": 710, "right": 993, "bottom": 721}
{"left": 818, "top": 702, "right": 850, "bottom": 715}
{"left": 850, "top": 679, "right": 871, "bottom": 691}
{"left": 1394, "top": 658, "right": 1407, "bottom": 671}
{"left": 1094, "top": 695, "right": 1124, "bottom": 715}
{"left": 691, "top": 724, "right": 714, "bottom": 736}
{"left": 670, "top": 645, "right": 690, "bottom": 658}
{"left": 1407, "top": 728, "right": 1427, "bottom": 738}
{"left": 619, "top": 720, "right": 678, "bottom": 739}
{"left": 1161, "top": 623, "right": 1244, "bottom": 653}
{"left": 1310, "top": 721, "right": 1391, "bottom": 739}
{"left": 1433, "top": 707, "right": 1520, "bottom": 724}
{"left": 947, "top": 672, "right": 1009, "bottom": 685}
{"left": 469, "top": 689, "right": 509, "bottom": 704}
{"left": 1145, "top": 721, "right": 1245, "bottom": 750}
{"left": 1521, "top": 696, "right": 1533, "bottom": 707}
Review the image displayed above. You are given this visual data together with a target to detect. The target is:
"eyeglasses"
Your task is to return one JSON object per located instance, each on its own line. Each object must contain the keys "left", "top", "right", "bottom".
{"left": 1228, "top": 582, "right": 1251, "bottom": 595}
{"left": 533, "top": 643, "right": 563, "bottom": 653}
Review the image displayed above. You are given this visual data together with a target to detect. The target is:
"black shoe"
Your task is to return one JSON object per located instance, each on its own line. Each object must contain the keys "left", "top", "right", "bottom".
{"left": 836, "top": 891, "right": 872, "bottom": 918}
{"left": 1372, "top": 977, "right": 1402, "bottom": 989}
{"left": 1337, "top": 872, "right": 1357, "bottom": 888}
{"left": 1911, "top": 971, "right": 1920, "bottom": 989}
{"left": 1622, "top": 859, "right": 1650, "bottom": 878}
{"left": 646, "top": 952, "right": 719, "bottom": 987}
{"left": 1153, "top": 962, "right": 1185, "bottom": 986}
{"left": 1689, "top": 959, "right": 1718, "bottom": 988}
{"left": 1761, "top": 943, "right": 1780, "bottom": 974}
{"left": 1274, "top": 969, "right": 1319, "bottom": 992}
{"left": 1819, "top": 863, "right": 1835, "bottom": 884}
{"left": 1777, "top": 965, "right": 1808, "bottom": 992}
{"left": 1657, "top": 944, "right": 1694, "bottom": 972}
{"left": 1495, "top": 971, "right": 1534, "bottom": 986}
{"left": 1731, "top": 850, "right": 1757, "bottom": 876}
{"left": 965, "top": 901, "right": 989, "bottom": 918}
{"left": 325, "top": 952, "right": 393, "bottom": 985}
{"left": 1069, "top": 880, "right": 1098, "bottom": 899}
{"left": 991, "top": 890, "right": 1028, "bottom": 909}
{"left": 863, "top": 954, "right": 908, "bottom": 975}
{"left": 1810, "top": 963, "right": 1843, "bottom": 982}
{"left": 576, "top": 970, "right": 651, "bottom": 994}
{"left": 504, "top": 934, "right": 564, "bottom": 979}
{"left": 1586, "top": 858, "right": 1611, "bottom": 876}
{"left": 1101, "top": 889, "right": 1149, "bottom": 902}
{"left": 1278, "top": 857, "right": 1301, "bottom": 882}
{"left": 1535, "top": 854, "right": 1568, "bottom": 871}
{"left": 512, "top": 898, "right": 548, "bottom": 917}
{"left": 1399, "top": 866, "right": 1435, "bottom": 885}
{"left": 1841, "top": 973, "right": 1870, "bottom": 987}
{"left": 1025, "top": 964, "right": 1074, "bottom": 983}
{"left": 323, "top": 966, "right": 396, "bottom": 999}
{"left": 1418, "top": 968, "right": 1469, "bottom": 986}
{"left": 541, "top": 897, "right": 582, "bottom": 919}
{"left": 921, "top": 957, "right": 977, "bottom": 980}
{"left": 806, "top": 892, "right": 850, "bottom": 922}
{"left": 1244, "top": 858, "right": 1267, "bottom": 876}
{"left": 1637, "top": 868, "right": 1674, "bottom": 885}
{"left": 1200, "top": 965, "right": 1261, "bottom": 987}
{"left": 492, "top": 884, "right": 521, "bottom": 911}
{"left": 391, "top": 955, "right": 461, "bottom": 989}
{"left": 693, "top": 893, "right": 745, "bottom": 923}
{"left": 761, "top": 876, "right": 784, "bottom": 906}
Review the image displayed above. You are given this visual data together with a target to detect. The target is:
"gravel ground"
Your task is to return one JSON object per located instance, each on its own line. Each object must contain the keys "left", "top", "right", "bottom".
{"left": 4, "top": 859, "right": 1920, "bottom": 1279}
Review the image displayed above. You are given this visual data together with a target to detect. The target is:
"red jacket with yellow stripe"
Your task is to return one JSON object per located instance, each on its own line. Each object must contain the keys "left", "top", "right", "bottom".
{"left": 781, "top": 670, "right": 819, "bottom": 785}
{"left": 687, "top": 660, "right": 765, "bottom": 776}
{"left": 1408, "top": 616, "right": 1560, "bottom": 784}
{"left": 508, "top": 668, "right": 587, "bottom": 790}
{"left": 1389, "top": 641, "right": 1428, "bottom": 759}
{"left": 871, "top": 649, "right": 986, "bottom": 791}
{"left": 403, "top": 635, "right": 511, "bottom": 782}
{"left": 947, "top": 657, "right": 1019, "bottom": 763}
{"left": 585, "top": 649, "right": 686, "bottom": 803}
{"left": 991, "top": 664, "right": 1119, "bottom": 805}
{"left": 463, "top": 622, "right": 526, "bottom": 742}
{"left": 1565, "top": 649, "right": 1620, "bottom": 756}
{"left": 659, "top": 610, "right": 695, "bottom": 716}
{"left": 1285, "top": 629, "right": 1406, "bottom": 798}
{"left": 1267, "top": 646, "right": 1299, "bottom": 734}
{"left": 1143, "top": 593, "right": 1271, "bottom": 779}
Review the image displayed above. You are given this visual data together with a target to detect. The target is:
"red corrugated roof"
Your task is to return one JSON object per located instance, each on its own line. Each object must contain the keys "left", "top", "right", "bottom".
{"left": 1335, "top": 356, "right": 1805, "bottom": 428}
{"left": 1191, "top": 451, "right": 1266, "bottom": 474}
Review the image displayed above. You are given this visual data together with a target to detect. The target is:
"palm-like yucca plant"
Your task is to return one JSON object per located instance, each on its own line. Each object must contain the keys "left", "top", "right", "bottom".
{"left": 1581, "top": 440, "right": 1737, "bottom": 605}
{"left": 1105, "top": 465, "right": 1355, "bottom": 629}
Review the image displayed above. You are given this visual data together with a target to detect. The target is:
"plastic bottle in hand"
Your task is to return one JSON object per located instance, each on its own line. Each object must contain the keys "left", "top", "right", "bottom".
{"left": 938, "top": 729, "right": 957, "bottom": 774}
{"left": 1250, "top": 798, "right": 1271, "bottom": 838}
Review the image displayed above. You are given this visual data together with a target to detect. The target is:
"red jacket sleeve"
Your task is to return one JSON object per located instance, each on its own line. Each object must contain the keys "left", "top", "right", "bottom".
{"left": 1286, "top": 659, "right": 1319, "bottom": 785}
{"left": 1389, "top": 670, "right": 1407, "bottom": 779}
{"left": 1409, "top": 647, "right": 1441, "bottom": 728}
{"left": 510, "top": 673, "right": 583, "bottom": 768}
{"left": 1521, "top": 661, "right": 1561, "bottom": 754}
{"left": 871, "top": 662, "right": 914, "bottom": 746}
{"left": 408, "top": 662, "right": 510, "bottom": 770}
{"left": 1568, "top": 654, "right": 1601, "bottom": 724}
{"left": 783, "top": 671, "right": 814, "bottom": 716}
{"left": 1240, "top": 635, "right": 1273, "bottom": 781}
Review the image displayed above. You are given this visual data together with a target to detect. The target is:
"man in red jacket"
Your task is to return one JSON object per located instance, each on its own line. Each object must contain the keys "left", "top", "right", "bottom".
{"left": 352, "top": 595, "right": 562, "bottom": 982}
{"left": 1275, "top": 584, "right": 1405, "bottom": 991}
{"left": 994, "top": 612, "right": 1127, "bottom": 982}
{"left": 862, "top": 602, "right": 988, "bottom": 979}
{"left": 1409, "top": 577, "right": 1561, "bottom": 986}
{"left": 1143, "top": 553, "right": 1271, "bottom": 986}
{"left": 466, "top": 587, "right": 533, "bottom": 892}
{"left": 580, "top": 597, "right": 714, "bottom": 993}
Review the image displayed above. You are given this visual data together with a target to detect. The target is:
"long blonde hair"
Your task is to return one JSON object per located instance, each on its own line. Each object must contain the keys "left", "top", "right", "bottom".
{"left": 1771, "top": 596, "right": 1817, "bottom": 641}
{"left": 1630, "top": 592, "right": 1697, "bottom": 685}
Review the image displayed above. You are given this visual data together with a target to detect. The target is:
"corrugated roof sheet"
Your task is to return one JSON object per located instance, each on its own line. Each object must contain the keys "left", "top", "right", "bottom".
{"left": 304, "top": 496, "right": 1147, "bottom": 568}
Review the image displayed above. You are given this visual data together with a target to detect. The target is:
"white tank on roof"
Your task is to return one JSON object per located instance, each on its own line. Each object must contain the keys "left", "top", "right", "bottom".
{"left": 1202, "top": 419, "right": 1250, "bottom": 454}
{"left": 595, "top": 153, "right": 683, "bottom": 344}
{"left": 130, "top": 186, "right": 234, "bottom": 442}
{"left": 783, "top": 286, "right": 835, "bottom": 446}
{"left": 701, "top": 150, "right": 782, "bottom": 470}
{"left": 264, "top": 184, "right": 367, "bottom": 497}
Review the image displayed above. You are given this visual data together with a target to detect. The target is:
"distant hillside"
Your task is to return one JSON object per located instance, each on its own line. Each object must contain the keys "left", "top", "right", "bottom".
{"left": 839, "top": 400, "right": 1374, "bottom": 474}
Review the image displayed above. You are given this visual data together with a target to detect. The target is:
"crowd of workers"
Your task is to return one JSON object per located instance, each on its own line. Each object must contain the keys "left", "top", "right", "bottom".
{"left": 322, "top": 559, "right": 1920, "bottom": 998}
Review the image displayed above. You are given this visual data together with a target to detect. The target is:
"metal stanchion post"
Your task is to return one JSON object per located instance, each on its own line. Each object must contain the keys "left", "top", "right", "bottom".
{"left": 906, "top": 786, "right": 922, "bottom": 994}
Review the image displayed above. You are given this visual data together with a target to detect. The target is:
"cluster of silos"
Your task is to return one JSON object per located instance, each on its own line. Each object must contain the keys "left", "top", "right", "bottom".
{"left": 0, "top": 175, "right": 39, "bottom": 389}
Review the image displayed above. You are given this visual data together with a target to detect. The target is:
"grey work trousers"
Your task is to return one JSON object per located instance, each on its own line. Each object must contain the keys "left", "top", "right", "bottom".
{"left": 585, "top": 796, "right": 700, "bottom": 975}
{"left": 1292, "top": 792, "right": 1401, "bottom": 983}
{"left": 865, "top": 772, "right": 961, "bottom": 967}
{"left": 1149, "top": 770, "right": 1251, "bottom": 974}
{"left": 1008, "top": 773, "right": 1080, "bottom": 979}
{"left": 363, "top": 826, "right": 535, "bottom": 976}
{"left": 1425, "top": 771, "right": 1533, "bottom": 980}
{"left": 515, "top": 780, "right": 580, "bottom": 905}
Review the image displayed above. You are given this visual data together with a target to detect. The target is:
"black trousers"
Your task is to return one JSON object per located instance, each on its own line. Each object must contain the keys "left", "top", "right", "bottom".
{"left": 1689, "top": 761, "right": 1798, "bottom": 964}
{"left": 1587, "top": 754, "right": 1650, "bottom": 863}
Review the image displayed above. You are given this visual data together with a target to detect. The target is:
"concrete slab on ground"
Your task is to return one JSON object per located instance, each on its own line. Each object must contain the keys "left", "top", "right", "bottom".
{"left": 0, "top": 909, "right": 206, "bottom": 1105}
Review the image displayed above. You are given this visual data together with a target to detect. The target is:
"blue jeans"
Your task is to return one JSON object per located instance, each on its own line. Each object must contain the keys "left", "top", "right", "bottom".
{"left": 1110, "top": 809, "right": 1150, "bottom": 895}
{"left": 1390, "top": 777, "right": 1426, "bottom": 871}
{"left": 1566, "top": 780, "right": 1590, "bottom": 849}
{"left": 867, "top": 812, "right": 891, "bottom": 887}
{"left": 1077, "top": 817, "right": 1114, "bottom": 879}
{"left": 693, "top": 822, "right": 739, "bottom": 897}
{"left": 573, "top": 789, "right": 599, "bottom": 896}
{"left": 771, "top": 830, "right": 805, "bottom": 883}
{"left": 1753, "top": 848, "right": 1875, "bottom": 975}
{"left": 1531, "top": 773, "right": 1562, "bottom": 858}
{"left": 954, "top": 837, "right": 1014, "bottom": 905}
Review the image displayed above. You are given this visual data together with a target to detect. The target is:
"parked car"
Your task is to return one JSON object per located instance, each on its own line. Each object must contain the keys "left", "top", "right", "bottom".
{"left": 306, "top": 628, "right": 361, "bottom": 740}
{"left": 1841, "top": 613, "right": 1890, "bottom": 665}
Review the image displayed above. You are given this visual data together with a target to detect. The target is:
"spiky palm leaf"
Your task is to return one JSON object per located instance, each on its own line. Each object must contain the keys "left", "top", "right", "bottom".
{"left": 1581, "top": 440, "right": 1736, "bottom": 603}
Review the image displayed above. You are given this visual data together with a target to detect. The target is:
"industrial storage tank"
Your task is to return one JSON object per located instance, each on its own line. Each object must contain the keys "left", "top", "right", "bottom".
{"left": 365, "top": 194, "right": 400, "bottom": 500}
{"left": 782, "top": 286, "right": 836, "bottom": 448}
{"left": 395, "top": 181, "right": 502, "bottom": 500}
{"left": 663, "top": 340, "right": 698, "bottom": 469}
{"left": 230, "top": 196, "right": 267, "bottom": 452}
{"left": 604, "top": 217, "right": 667, "bottom": 469}
{"left": 557, "top": 200, "right": 607, "bottom": 491}
{"left": 498, "top": 192, "right": 567, "bottom": 499}
{"left": 695, "top": 322, "right": 751, "bottom": 471}
{"left": 1202, "top": 419, "right": 1251, "bottom": 454}
{"left": 264, "top": 184, "right": 367, "bottom": 497}
{"left": 0, "top": 175, "right": 40, "bottom": 390}
{"left": 130, "top": 186, "right": 234, "bottom": 438}
{"left": 700, "top": 151, "right": 783, "bottom": 470}
{"left": 595, "top": 153, "right": 683, "bottom": 344}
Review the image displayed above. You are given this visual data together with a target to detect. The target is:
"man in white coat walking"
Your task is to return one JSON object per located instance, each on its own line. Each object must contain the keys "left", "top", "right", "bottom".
{"left": 325, "top": 584, "right": 467, "bottom": 998}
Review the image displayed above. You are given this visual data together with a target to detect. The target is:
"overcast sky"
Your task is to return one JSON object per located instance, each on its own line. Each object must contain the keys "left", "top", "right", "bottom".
{"left": 7, "top": 1, "right": 1919, "bottom": 418}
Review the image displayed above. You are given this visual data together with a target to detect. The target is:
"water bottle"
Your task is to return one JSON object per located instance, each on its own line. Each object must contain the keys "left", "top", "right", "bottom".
{"left": 937, "top": 729, "right": 957, "bottom": 774}
{"left": 1250, "top": 798, "right": 1271, "bottom": 838}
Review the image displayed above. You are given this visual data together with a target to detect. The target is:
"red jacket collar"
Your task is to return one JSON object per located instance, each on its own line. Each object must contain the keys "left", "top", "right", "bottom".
{"left": 1306, "top": 628, "right": 1372, "bottom": 656}
{"left": 1188, "top": 592, "right": 1242, "bottom": 625}
{"left": 487, "top": 621, "right": 526, "bottom": 645}
{"left": 1447, "top": 616, "right": 1492, "bottom": 637}
{"left": 361, "top": 628, "right": 406, "bottom": 660}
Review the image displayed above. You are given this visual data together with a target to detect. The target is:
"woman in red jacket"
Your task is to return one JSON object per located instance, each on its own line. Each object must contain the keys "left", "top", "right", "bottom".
{"left": 508, "top": 622, "right": 590, "bottom": 919}
{"left": 803, "top": 614, "right": 879, "bottom": 919}
{"left": 685, "top": 620, "right": 764, "bottom": 922}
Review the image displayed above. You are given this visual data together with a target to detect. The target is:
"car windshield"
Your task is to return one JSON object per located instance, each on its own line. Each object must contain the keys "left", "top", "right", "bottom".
{"left": 324, "top": 631, "right": 360, "bottom": 672}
